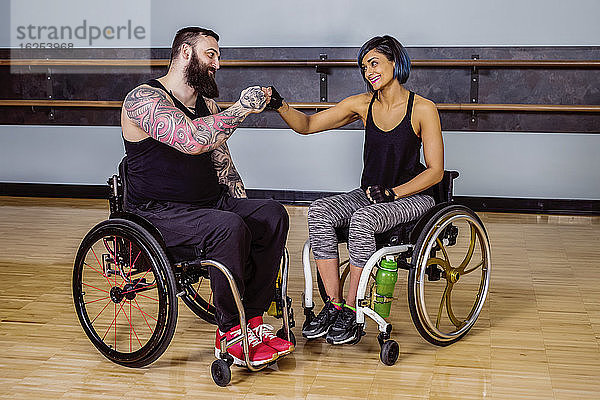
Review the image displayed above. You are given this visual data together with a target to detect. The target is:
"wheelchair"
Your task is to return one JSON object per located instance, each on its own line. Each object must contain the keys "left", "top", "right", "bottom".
{"left": 301, "top": 171, "right": 491, "bottom": 365}
{"left": 72, "top": 159, "right": 295, "bottom": 386}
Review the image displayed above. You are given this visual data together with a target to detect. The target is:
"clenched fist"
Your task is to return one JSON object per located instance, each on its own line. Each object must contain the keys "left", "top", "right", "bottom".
{"left": 239, "top": 86, "right": 267, "bottom": 113}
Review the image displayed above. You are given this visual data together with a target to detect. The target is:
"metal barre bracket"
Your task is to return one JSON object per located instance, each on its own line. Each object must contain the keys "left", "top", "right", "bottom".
{"left": 470, "top": 54, "right": 479, "bottom": 125}
{"left": 316, "top": 54, "right": 328, "bottom": 106}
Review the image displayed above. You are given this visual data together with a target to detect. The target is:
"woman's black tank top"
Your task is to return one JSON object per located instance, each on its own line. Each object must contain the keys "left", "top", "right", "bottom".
{"left": 123, "top": 79, "right": 222, "bottom": 206}
{"left": 361, "top": 91, "right": 431, "bottom": 195}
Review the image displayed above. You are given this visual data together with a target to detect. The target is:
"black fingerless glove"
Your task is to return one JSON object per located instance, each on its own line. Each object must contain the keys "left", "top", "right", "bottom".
{"left": 266, "top": 86, "right": 284, "bottom": 110}
{"left": 367, "top": 185, "right": 396, "bottom": 203}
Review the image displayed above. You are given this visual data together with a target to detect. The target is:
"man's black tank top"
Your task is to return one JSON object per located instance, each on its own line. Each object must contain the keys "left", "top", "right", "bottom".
{"left": 361, "top": 91, "right": 431, "bottom": 196}
{"left": 123, "top": 79, "right": 222, "bottom": 206}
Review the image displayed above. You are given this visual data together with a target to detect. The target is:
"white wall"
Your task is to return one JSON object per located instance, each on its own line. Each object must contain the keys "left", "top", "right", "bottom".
{"left": 2, "top": 0, "right": 600, "bottom": 47}
{"left": 147, "top": 0, "right": 600, "bottom": 47}
{"left": 1, "top": 126, "right": 599, "bottom": 200}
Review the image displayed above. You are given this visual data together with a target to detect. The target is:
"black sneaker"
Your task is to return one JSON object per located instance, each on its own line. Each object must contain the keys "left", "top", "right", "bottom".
{"left": 326, "top": 305, "right": 359, "bottom": 344}
{"left": 302, "top": 299, "right": 341, "bottom": 339}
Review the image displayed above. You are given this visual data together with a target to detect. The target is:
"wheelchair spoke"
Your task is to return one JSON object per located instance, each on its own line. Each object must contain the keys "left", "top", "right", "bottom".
{"left": 130, "top": 249, "right": 142, "bottom": 274}
{"left": 120, "top": 283, "right": 157, "bottom": 296}
{"left": 101, "top": 299, "right": 127, "bottom": 341}
{"left": 133, "top": 298, "right": 156, "bottom": 334}
{"left": 121, "top": 303, "right": 143, "bottom": 349}
{"left": 445, "top": 283, "right": 464, "bottom": 328}
{"left": 436, "top": 238, "right": 450, "bottom": 264}
{"left": 87, "top": 251, "right": 114, "bottom": 288}
{"left": 82, "top": 281, "right": 110, "bottom": 294}
{"left": 117, "top": 241, "right": 142, "bottom": 290}
{"left": 436, "top": 282, "right": 451, "bottom": 329}
{"left": 457, "top": 224, "right": 477, "bottom": 273}
{"left": 124, "top": 240, "right": 134, "bottom": 285}
{"left": 84, "top": 296, "right": 110, "bottom": 305}
{"left": 427, "top": 257, "right": 451, "bottom": 273}
{"left": 90, "top": 298, "right": 113, "bottom": 324}
{"left": 113, "top": 236, "right": 119, "bottom": 287}
{"left": 132, "top": 289, "right": 158, "bottom": 302}
{"left": 131, "top": 300, "right": 158, "bottom": 322}
{"left": 124, "top": 268, "right": 154, "bottom": 295}
{"left": 463, "top": 259, "right": 484, "bottom": 275}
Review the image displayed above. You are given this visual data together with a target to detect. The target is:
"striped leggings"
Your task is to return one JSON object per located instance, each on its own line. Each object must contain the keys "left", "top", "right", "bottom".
{"left": 307, "top": 189, "right": 435, "bottom": 268}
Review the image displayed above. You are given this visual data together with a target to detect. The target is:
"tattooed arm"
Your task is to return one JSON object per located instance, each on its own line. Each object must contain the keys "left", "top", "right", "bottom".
{"left": 123, "top": 85, "right": 266, "bottom": 154}
{"left": 204, "top": 98, "right": 247, "bottom": 198}
{"left": 212, "top": 143, "right": 247, "bottom": 198}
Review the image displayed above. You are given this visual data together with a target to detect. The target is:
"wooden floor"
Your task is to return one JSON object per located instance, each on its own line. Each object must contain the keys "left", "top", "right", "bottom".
{"left": 0, "top": 196, "right": 599, "bottom": 399}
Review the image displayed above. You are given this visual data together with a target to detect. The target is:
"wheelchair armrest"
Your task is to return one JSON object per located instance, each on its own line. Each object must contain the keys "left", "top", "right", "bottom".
{"left": 432, "top": 170, "right": 459, "bottom": 204}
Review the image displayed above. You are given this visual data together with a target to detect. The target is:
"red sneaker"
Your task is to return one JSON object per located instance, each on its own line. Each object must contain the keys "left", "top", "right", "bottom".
{"left": 248, "top": 316, "right": 295, "bottom": 357}
{"left": 214, "top": 324, "right": 279, "bottom": 367}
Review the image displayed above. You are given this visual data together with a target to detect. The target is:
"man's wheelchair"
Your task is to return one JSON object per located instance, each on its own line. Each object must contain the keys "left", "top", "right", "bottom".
{"left": 72, "top": 159, "right": 295, "bottom": 386}
{"left": 302, "top": 171, "right": 491, "bottom": 365}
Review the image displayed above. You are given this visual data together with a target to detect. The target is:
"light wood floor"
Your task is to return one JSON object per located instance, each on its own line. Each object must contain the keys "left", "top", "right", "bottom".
{"left": 0, "top": 197, "right": 598, "bottom": 399}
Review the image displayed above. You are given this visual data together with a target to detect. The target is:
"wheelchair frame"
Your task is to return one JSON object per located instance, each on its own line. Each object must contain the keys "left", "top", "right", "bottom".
{"left": 301, "top": 171, "right": 491, "bottom": 365}
{"left": 72, "top": 160, "right": 295, "bottom": 386}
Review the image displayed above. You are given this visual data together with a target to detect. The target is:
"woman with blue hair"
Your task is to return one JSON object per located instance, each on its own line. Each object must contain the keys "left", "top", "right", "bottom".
{"left": 267, "top": 35, "right": 444, "bottom": 344}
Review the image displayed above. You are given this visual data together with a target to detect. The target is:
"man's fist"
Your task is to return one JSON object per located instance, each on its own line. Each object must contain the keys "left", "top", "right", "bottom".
{"left": 239, "top": 86, "right": 267, "bottom": 113}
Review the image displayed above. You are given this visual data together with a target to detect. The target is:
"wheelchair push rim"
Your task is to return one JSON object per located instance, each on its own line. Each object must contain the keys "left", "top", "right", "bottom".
{"left": 72, "top": 219, "right": 178, "bottom": 367}
{"left": 409, "top": 205, "right": 491, "bottom": 345}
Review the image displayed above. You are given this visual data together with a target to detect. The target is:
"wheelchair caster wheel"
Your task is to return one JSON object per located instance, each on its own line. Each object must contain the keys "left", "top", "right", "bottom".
{"left": 276, "top": 328, "right": 296, "bottom": 347}
{"left": 380, "top": 340, "right": 399, "bottom": 366}
{"left": 221, "top": 353, "right": 234, "bottom": 366}
{"left": 211, "top": 359, "right": 231, "bottom": 387}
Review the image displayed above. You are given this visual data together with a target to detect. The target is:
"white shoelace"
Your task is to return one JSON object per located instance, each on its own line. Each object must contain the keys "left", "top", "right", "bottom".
{"left": 228, "top": 326, "right": 262, "bottom": 348}
{"left": 245, "top": 326, "right": 263, "bottom": 347}
{"left": 252, "top": 323, "right": 276, "bottom": 340}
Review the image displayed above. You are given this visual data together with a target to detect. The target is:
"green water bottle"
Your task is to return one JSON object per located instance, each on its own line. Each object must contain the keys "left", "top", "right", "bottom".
{"left": 374, "top": 255, "right": 398, "bottom": 318}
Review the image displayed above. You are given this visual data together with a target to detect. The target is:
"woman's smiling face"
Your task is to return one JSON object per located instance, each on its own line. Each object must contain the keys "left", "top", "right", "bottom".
{"left": 361, "top": 49, "right": 395, "bottom": 91}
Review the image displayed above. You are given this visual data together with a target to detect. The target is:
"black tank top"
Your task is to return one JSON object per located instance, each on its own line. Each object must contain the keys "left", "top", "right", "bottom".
{"left": 361, "top": 91, "right": 431, "bottom": 195}
{"left": 123, "top": 79, "right": 222, "bottom": 206}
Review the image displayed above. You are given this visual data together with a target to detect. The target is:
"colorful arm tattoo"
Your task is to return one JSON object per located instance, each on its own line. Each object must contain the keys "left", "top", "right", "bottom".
{"left": 123, "top": 85, "right": 266, "bottom": 154}
{"left": 211, "top": 142, "right": 247, "bottom": 198}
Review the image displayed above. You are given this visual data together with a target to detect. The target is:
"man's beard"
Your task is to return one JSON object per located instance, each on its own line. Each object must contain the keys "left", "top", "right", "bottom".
{"left": 184, "top": 49, "right": 219, "bottom": 99}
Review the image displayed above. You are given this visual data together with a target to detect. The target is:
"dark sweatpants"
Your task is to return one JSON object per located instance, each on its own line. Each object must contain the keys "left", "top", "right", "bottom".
{"left": 126, "top": 194, "right": 289, "bottom": 332}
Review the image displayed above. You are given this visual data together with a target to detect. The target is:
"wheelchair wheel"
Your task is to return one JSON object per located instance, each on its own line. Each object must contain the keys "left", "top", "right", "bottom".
{"left": 73, "top": 219, "right": 178, "bottom": 367}
{"left": 179, "top": 273, "right": 216, "bottom": 324}
{"left": 408, "top": 205, "right": 491, "bottom": 346}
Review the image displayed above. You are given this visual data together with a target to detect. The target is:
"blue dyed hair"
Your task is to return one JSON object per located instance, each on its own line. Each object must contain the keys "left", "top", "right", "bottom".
{"left": 357, "top": 35, "right": 411, "bottom": 92}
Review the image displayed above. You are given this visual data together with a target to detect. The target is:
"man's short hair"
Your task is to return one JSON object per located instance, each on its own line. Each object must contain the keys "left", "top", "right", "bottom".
{"left": 170, "top": 27, "right": 219, "bottom": 62}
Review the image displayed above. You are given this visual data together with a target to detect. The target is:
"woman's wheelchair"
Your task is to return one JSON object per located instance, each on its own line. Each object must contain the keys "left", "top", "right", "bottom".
{"left": 301, "top": 171, "right": 491, "bottom": 365}
{"left": 72, "top": 159, "right": 295, "bottom": 386}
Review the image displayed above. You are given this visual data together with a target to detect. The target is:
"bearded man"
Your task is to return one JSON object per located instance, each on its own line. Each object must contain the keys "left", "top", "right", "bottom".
{"left": 121, "top": 27, "right": 293, "bottom": 367}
